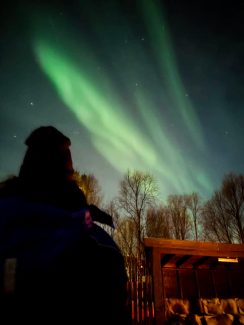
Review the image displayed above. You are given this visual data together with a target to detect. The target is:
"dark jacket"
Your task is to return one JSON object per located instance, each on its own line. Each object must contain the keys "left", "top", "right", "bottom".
{"left": 0, "top": 178, "right": 131, "bottom": 324}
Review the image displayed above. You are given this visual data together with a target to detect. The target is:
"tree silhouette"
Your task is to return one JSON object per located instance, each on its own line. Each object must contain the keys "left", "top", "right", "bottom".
{"left": 167, "top": 194, "right": 192, "bottom": 240}
{"left": 202, "top": 173, "right": 244, "bottom": 243}
{"left": 117, "top": 169, "right": 158, "bottom": 276}
{"left": 146, "top": 205, "right": 171, "bottom": 239}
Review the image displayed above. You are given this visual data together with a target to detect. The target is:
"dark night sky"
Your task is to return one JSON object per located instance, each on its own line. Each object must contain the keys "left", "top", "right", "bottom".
{"left": 1, "top": 0, "right": 244, "bottom": 202}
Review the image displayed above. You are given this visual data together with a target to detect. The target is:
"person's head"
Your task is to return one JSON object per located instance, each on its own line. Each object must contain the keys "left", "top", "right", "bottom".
{"left": 19, "top": 126, "right": 74, "bottom": 184}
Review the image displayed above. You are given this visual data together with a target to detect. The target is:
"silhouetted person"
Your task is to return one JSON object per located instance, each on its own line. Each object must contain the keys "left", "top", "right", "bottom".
{"left": 0, "top": 126, "right": 131, "bottom": 325}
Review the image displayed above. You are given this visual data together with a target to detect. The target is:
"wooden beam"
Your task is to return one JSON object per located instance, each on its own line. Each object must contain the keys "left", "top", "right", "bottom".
{"left": 152, "top": 248, "right": 165, "bottom": 324}
{"left": 161, "top": 254, "right": 175, "bottom": 266}
{"left": 144, "top": 238, "right": 244, "bottom": 258}
{"left": 176, "top": 255, "right": 192, "bottom": 268}
{"left": 193, "top": 256, "right": 210, "bottom": 269}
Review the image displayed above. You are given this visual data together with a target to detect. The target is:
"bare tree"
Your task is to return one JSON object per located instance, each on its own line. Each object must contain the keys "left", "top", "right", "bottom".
{"left": 201, "top": 191, "right": 234, "bottom": 243}
{"left": 186, "top": 193, "right": 202, "bottom": 241}
{"left": 167, "top": 195, "right": 192, "bottom": 240}
{"left": 146, "top": 205, "right": 171, "bottom": 238}
{"left": 221, "top": 173, "right": 244, "bottom": 243}
{"left": 114, "top": 217, "right": 138, "bottom": 281}
{"left": 117, "top": 170, "right": 158, "bottom": 268}
{"left": 73, "top": 171, "right": 103, "bottom": 206}
{"left": 115, "top": 218, "right": 137, "bottom": 258}
{"left": 201, "top": 173, "right": 244, "bottom": 243}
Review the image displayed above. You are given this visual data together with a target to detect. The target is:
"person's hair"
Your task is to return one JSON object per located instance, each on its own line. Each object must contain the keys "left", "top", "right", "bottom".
{"left": 0, "top": 126, "right": 87, "bottom": 209}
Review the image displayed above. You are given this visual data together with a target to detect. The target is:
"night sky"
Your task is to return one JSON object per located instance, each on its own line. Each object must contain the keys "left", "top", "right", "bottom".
{"left": 1, "top": 0, "right": 244, "bottom": 202}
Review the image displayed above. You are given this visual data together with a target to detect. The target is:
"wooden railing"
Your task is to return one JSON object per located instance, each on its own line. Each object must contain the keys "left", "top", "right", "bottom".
{"left": 127, "top": 274, "right": 155, "bottom": 324}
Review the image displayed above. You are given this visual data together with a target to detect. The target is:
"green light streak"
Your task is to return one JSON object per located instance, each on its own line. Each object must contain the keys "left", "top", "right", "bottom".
{"left": 34, "top": 40, "right": 158, "bottom": 172}
{"left": 139, "top": 0, "right": 205, "bottom": 150}
{"left": 133, "top": 90, "right": 213, "bottom": 194}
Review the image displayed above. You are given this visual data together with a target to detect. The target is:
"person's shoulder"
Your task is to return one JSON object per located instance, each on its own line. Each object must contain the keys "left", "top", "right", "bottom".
{"left": 64, "top": 180, "right": 87, "bottom": 206}
{"left": 97, "top": 240, "right": 128, "bottom": 279}
{"left": 47, "top": 179, "right": 87, "bottom": 210}
{"left": 67, "top": 180, "right": 86, "bottom": 196}
{"left": 0, "top": 176, "right": 19, "bottom": 197}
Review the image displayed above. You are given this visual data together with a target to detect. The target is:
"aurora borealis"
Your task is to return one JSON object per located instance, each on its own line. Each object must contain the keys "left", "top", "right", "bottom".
{"left": 1, "top": 0, "right": 244, "bottom": 201}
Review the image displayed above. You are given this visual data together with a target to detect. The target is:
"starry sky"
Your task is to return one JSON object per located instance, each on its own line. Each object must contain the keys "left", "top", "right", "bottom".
{"left": 1, "top": 0, "right": 244, "bottom": 202}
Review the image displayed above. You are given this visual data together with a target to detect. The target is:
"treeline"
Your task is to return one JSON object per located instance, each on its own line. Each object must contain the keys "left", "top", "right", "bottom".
{"left": 74, "top": 170, "right": 244, "bottom": 279}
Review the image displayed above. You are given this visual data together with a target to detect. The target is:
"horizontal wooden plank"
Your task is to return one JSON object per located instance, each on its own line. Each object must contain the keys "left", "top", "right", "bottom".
{"left": 144, "top": 238, "right": 244, "bottom": 258}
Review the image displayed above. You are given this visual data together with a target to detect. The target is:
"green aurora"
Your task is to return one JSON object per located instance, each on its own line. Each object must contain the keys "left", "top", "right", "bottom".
{"left": 33, "top": 1, "right": 214, "bottom": 198}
